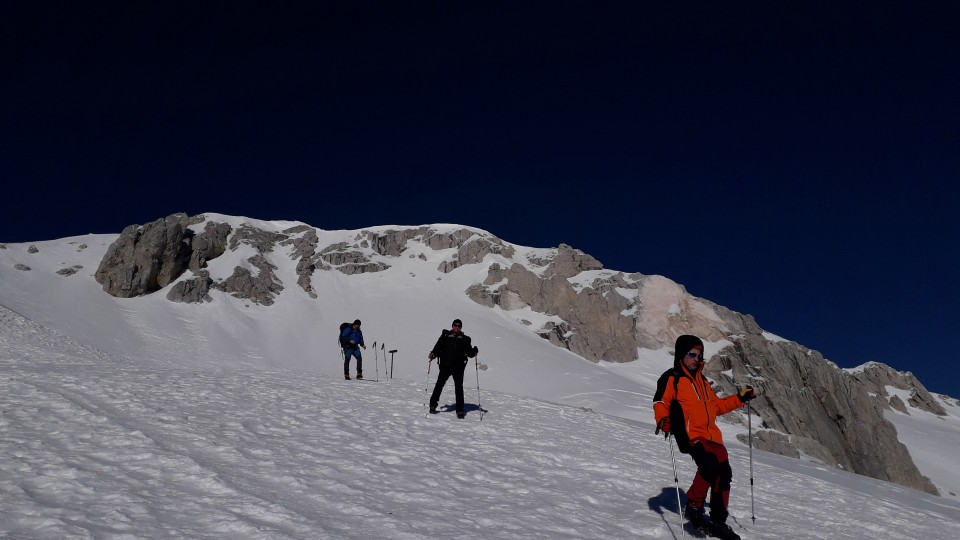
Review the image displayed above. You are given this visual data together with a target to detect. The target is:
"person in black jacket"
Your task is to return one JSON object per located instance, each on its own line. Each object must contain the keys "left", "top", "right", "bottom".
{"left": 428, "top": 318, "right": 479, "bottom": 419}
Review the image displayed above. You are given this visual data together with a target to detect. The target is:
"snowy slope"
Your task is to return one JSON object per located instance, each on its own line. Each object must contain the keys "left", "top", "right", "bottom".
{"left": 0, "top": 218, "right": 658, "bottom": 416}
{"left": 2, "top": 305, "right": 960, "bottom": 539}
{"left": 2, "top": 213, "right": 959, "bottom": 523}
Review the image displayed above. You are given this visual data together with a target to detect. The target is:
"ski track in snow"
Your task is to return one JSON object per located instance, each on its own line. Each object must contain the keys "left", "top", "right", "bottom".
{"left": 3, "top": 307, "right": 960, "bottom": 539}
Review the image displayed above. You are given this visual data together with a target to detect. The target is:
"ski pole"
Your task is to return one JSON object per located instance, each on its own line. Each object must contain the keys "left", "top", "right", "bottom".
{"left": 748, "top": 401, "right": 756, "bottom": 523}
{"left": 423, "top": 357, "right": 433, "bottom": 417}
{"left": 474, "top": 353, "right": 483, "bottom": 421}
{"left": 668, "top": 434, "right": 686, "bottom": 540}
{"left": 373, "top": 341, "right": 379, "bottom": 382}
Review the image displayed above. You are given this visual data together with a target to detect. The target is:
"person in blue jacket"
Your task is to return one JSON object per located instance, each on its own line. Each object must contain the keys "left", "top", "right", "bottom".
{"left": 340, "top": 319, "right": 366, "bottom": 379}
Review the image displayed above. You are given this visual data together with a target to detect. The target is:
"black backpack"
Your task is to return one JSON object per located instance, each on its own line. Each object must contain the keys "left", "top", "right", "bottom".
{"left": 653, "top": 368, "right": 692, "bottom": 454}
{"left": 338, "top": 322, "right": 351, "bottom": 347}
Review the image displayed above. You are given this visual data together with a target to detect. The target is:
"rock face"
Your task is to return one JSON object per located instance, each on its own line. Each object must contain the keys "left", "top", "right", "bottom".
{"left": 213, "top": 256, "right": 283, "bottom": 305}
{"left": 94, "top": 221, "right": 517, "bottom": 302}
{"left": 704, "top": 336, "right": 939, "bottom": 495}
{"left": 189, "top": 222, "right": 231, "bottom": 272}
{"left": 468, "top": 244, "right": 627, "bottom": 361}
{"left": 459, "top": 235, "right": 940, "bottom": 495}
{"left": 848, "top": 362, "right": 947, "bottom": 416}
{"left": 319, "top": 242, "right": 389, "bottom": 275}
{"left": 437, "top": 233, "right": 515, "bottom": 273}
{"left": 281, "top": 225, "right": 319, "bottom": 297}
{"left": 466, "top": 245, "right": 759, "bottom": 363}
{"left": 166, "top": 270, "right": 213, "bottom": 303}
{"left": 94, "top": 213, "right": 199, "bottom": 297}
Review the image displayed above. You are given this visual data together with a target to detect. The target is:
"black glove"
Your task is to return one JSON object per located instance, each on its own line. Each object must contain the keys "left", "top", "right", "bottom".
{"left": 472, "top": 346, "right": 479, "bottom": 356}
{"left": 656, "top": 417, "right": 671, "bottom": 436}
{"left": 738, "top": 386, "right": 757, "bottom": 403}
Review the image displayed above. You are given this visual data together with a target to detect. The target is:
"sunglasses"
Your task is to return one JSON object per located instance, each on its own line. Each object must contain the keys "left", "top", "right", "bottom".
{"left": 686, "top": 352, "right": 703, "bottom": 360}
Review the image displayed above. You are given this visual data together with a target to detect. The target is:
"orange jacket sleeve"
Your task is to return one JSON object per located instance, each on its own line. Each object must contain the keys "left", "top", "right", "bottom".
{"left": 711, "top": 385, "right": 744, "bottom": 417}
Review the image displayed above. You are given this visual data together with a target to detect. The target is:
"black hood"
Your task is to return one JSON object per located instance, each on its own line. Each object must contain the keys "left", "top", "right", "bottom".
{"left": 673, "top": 334, "right": 705, "bottom": 371}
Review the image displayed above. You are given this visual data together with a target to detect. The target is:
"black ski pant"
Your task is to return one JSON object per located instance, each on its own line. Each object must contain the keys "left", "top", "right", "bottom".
{"left": 687, "top": 438, "right": 733, "bottom": 524}
{"left": 430, "top": 362, "right": 466, "bottom": 413}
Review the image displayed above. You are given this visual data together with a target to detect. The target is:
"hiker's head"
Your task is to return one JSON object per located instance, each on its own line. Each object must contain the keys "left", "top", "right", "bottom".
{"left": 674, "top": 334, "right": 705, "bottom": 371}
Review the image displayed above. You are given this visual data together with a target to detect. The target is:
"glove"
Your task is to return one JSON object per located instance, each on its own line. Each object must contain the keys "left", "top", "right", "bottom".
{"left": 472, "top": 346, "right": 479, "bottom": 356}
{"left": 656, "top": 417, "right": 671, "bottom": 436}
{"left": 428, "top": 352, "right": 436, "bottom": 360}
{"left": 738, "top": 386, "right": 757, "bottom": 402}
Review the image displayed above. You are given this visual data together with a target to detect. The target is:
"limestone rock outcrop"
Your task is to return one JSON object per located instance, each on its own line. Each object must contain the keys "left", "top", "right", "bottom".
{"left": 466, "top": 243, "right": 754, "bottom": 363}
{"left": 704, "top": 335, "right": 939, "bottom": 495}
{"left": 213, "top": 255, "right": 283, "bottom": 305}
{"left": 364, "top": 228, "right": 424, "bottom": 256}
{"left": 438, "top": 235, "right": 516, "bottom": 273}
{"left": 281, "top": 225, "right": 319, "bottom": 297}
{"left": 166, "top": 270, "right": 213, "bottom": 303}
{"left": 460, "top": 236, "right": 941, "bottom": 495}
{"left": 95, "top": 213, "right": 196, "bottom": 297}
{"left": 189, "top": 222, "right": 232, "bottom": 272}
{"left": 95, "top": 213, "right": 227, "bottom": 298}
{"left": 848, "top": 362, "right": 947, "bottom": 416}
{"left": 319, "top": 243, "right": 389, "bottom": 275}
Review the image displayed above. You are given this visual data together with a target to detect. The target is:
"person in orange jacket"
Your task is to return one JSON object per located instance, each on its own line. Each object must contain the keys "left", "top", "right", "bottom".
{"left": 653, "top": 335, "right": 756, "bottom": 540}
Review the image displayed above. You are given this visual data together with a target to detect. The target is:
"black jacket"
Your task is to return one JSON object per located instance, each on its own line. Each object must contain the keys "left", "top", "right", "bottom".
{"left": 431, "top": 330, "right": 478, "bottom": 368}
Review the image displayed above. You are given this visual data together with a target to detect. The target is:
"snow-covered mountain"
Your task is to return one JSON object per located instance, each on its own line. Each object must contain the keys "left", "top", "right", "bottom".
{"left": 2, "top": 212, "right": 960, "bottom": 538}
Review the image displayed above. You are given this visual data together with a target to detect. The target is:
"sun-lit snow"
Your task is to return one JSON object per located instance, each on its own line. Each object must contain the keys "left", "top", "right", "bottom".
{"left": 2, "top": 217, "right": 960, "bottom": 538}
{"left": 3, "top": 305, "right": 960, "bottom": 539}
{"left": 761, "top": 331, "right": 789, "bottom": 343}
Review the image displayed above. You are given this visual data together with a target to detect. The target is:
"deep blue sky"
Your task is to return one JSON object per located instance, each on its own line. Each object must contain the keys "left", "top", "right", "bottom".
{"left": 2, "top": 2, "right": 958, "bottom": 397}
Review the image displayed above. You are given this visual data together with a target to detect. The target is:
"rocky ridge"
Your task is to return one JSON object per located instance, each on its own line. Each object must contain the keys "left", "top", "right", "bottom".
{"left": 92, "top": 213, "right": 942, "bottom": 495}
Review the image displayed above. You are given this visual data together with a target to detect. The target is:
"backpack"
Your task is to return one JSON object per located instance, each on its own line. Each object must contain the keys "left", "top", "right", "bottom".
{"left": 654, "top": 368, "right": 692, "bottom": 454}
{"left": 338, "top": 322, "right": 351, "bottom": 348}
{"left": 430, "top": 329, "right": 450, "bottom": 359}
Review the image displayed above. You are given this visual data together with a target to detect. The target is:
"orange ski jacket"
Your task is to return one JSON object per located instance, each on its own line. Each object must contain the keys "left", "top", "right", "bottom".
{"left": 653, "top": 364, "right": 743, "bottom": 445}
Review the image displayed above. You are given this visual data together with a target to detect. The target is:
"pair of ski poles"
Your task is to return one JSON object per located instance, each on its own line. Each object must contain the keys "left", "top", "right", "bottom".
{"left": 665, "top": 401, "right": 755, "bottom": 539}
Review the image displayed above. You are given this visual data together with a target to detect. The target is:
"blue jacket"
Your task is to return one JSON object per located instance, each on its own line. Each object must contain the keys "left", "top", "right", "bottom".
{"left": 340, "top": 327, "right": 364, "bottom": 349}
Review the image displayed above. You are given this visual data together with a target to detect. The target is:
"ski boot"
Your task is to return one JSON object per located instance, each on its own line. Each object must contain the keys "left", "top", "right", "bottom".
{"left": 707, "top": 522, "right": 740, "bottom": 540}
{"left": 685, "top": 503, "right": 710, "bottom": 533}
